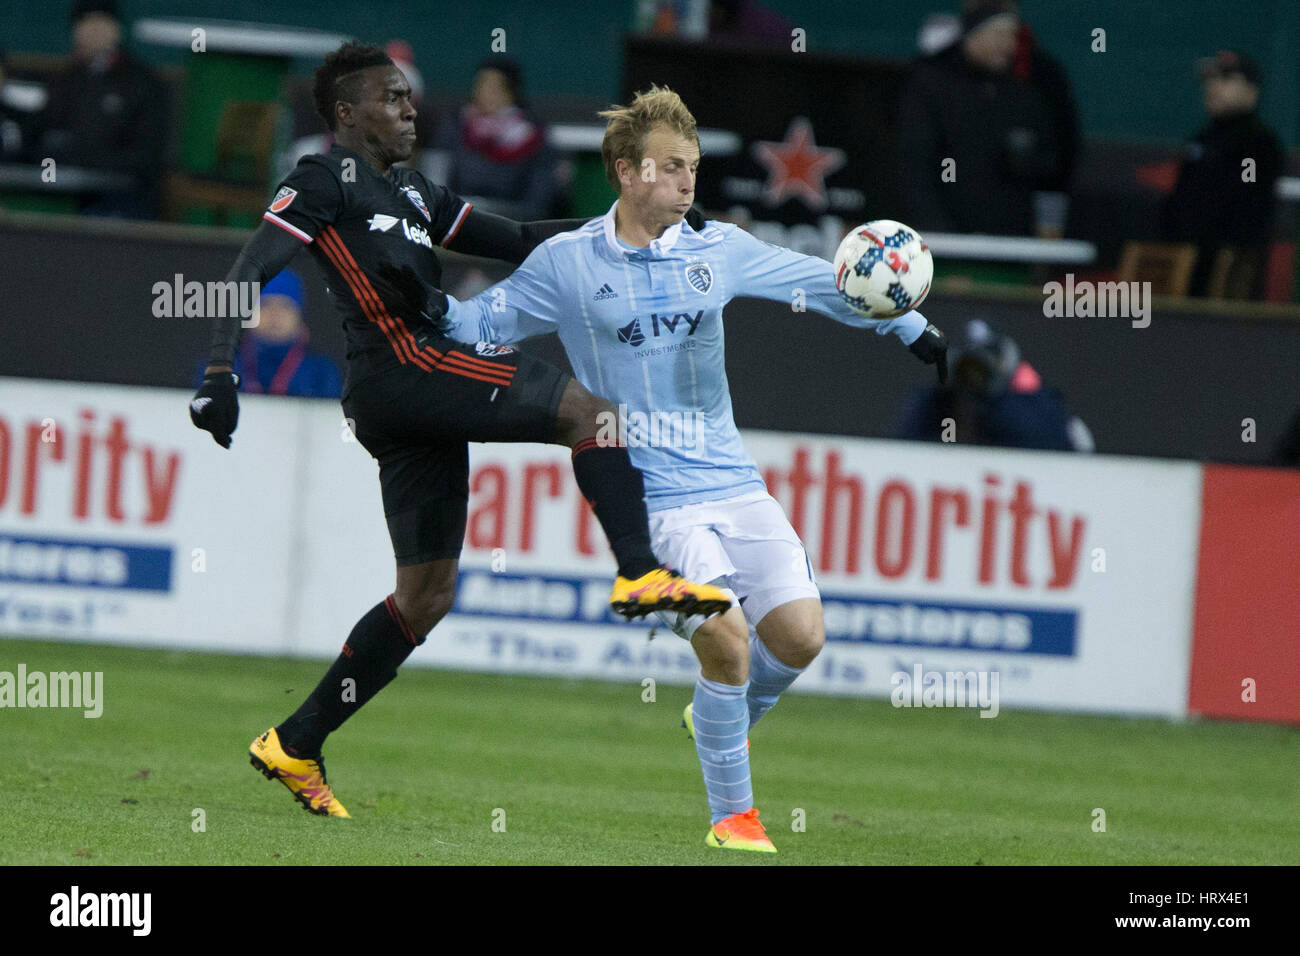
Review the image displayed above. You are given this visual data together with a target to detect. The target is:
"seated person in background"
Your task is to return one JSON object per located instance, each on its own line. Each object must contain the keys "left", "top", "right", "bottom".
{"left": 193, "top": 270, "right": 341, "bottom": 399}
{"left": 1, "top": 49, "right": 34, "bottom": 162}
{"left": 424, "top": 56, "right": 559, "bottom": 222}
{"left": 1163, "top": 50, "right": 1283, "bottom": 298}
{"left": 916, "top": 14, "right": 961, "bottom": 55}
{"left": 895, "top": 319, "right": 1093, "bottom": 452}
{"left": 1272, "top": 407, "right": 1300, "bottom": 467}
{"left": 897, "top": 1, "right": 1071, "bottom": 237}
{"left": 707, "top": 0, "right": 794, "bottom": 47}
{"left": 35, "top": 0, "right": 166, "bottom": 218}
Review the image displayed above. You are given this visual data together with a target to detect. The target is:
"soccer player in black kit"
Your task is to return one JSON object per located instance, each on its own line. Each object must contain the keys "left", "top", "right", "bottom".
{"left": 188, "top": 43, "right": 730, "bottom": 818}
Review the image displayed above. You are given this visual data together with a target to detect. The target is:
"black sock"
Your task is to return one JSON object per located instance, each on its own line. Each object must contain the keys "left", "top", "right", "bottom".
{"left": 570, "top": 439, "right": 660, "bottom": 579}
{"left": 277, "top": 595, "right": 420, "bottom": 757}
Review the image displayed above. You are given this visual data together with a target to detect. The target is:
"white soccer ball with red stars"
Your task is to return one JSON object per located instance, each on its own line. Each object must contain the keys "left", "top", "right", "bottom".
{"left": 833, "top": 220, "right": 933, "bottom": 319}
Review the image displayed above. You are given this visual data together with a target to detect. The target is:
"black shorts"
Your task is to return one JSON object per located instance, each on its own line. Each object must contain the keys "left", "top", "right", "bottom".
{"left": 341, "top": 338, "right": 570, "bottom": 566}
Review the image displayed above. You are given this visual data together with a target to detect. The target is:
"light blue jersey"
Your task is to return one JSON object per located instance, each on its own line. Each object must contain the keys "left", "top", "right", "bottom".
{"left": 445, "top": 201, "right": 928, "bottom": 512}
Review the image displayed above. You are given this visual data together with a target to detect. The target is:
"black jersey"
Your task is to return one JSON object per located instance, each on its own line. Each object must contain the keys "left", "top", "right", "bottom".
{"left": 263, "top": 143, "right": 473, "bottom": 369}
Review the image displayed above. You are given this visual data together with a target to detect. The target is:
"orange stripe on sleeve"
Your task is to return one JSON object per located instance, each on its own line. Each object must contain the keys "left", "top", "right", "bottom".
{"left": 318, "top": 228, "right": 432, "bottom": 370}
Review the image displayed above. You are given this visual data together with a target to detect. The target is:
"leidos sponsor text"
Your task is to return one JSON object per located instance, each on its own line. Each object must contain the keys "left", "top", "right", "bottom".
{"left": 0, "top": 409, "right": 181, "bottom": 524}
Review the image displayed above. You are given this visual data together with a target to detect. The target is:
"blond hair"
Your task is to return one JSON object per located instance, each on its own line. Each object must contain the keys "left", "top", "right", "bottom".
{"left": 599, "top": 85, "right": 699, "bottom": 191}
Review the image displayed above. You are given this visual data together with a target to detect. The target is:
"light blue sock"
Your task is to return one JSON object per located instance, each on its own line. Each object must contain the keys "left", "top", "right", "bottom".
{"left": 747, "top": 635, "right": 803, "bottom": 730}
{"left": 692, "top": 676, "right": 753, "bottom": 825}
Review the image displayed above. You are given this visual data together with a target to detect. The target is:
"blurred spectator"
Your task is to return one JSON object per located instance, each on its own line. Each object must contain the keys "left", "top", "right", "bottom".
{"left": 897, "top": 0, "right": 1076, "bottom": 237}
{"left": 277, "top": 123, "right": 335, "bottom": 183}
{"left": 895, "top": 319, "right": 1093, "bottom": 452}
{"left": 35, "top": 0, "right": 166, "bottom": 218}
{"left": 1272, "top": 408, "right": 1300, "bottom": 467}
{"left": 1003, "top": 1, "right": 1081, "bottom": 236}
{"left": 1162, "top": 50, "right": 1282, "bottom": 298}
{"left": 383, "top": 40, "right": 425, "bottom": 108}
{"left": 708, "top": 0, "right": 794, "bottom": 47}
{"left": 193, "top": 271, "right": 341, "bottom": 398}
{"left": 916, "top": 14, "right": 961, "bottom": 56}
{"left": 424, "top": 57, "right": 559, "bottom": 221}
{"left": 635, "top": 0, "right": 710, "bottom": 39}
{"left": 1, "top": 49, "right": 34, "bottom": 162}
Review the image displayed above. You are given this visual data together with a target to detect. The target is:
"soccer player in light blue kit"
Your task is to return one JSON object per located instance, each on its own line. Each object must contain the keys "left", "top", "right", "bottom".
{"left": 444, "top": 87, "right": 949, "bottom": 852}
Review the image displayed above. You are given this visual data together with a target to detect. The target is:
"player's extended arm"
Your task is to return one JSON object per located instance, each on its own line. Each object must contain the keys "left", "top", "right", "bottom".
{"left": 443, "top": 240, "right": 569, "bottom": 346}
{"left": 189, "top": 222, "right": 303, "bottom": 448}
{"left": 447, "top": 206, "right": 710, "bottom": 265}
{"left": 726, "top": 225, "right": 948, "bottom": 381}
{"left": 448, "top": 208, "right": 587, "bottom": 264}
{"left": 443, "top": 208, "right": 714, "bottom": 343}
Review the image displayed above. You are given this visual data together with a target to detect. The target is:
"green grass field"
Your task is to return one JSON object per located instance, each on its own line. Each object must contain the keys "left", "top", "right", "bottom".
{"left": 1, "top": 637, "right": 1296, "bottom": 865}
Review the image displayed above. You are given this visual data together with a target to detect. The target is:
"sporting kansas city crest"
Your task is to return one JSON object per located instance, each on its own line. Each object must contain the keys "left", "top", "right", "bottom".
{"left": 400, "top": 186, "right": 431, "bottom": 222}
{"left": 685, "top": 261, "right": 712, "bottom": 294}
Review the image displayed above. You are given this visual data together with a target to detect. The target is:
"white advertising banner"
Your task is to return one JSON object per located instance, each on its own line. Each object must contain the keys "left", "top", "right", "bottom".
{"left": 0, "top": 378, "right": 1201, "bottom": 717}
{"left": 0, "top": 378, "right": 308, "bottom": 654}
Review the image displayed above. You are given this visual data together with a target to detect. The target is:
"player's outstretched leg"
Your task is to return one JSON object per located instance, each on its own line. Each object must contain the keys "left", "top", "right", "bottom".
{"left": 746, "top": 598, "right": 825, "bottom": 731}
{"left": 250, "top": 559, "right": 455, "bottom": 817}
{"left": 551, "top": 380, "right": 731, "bottom": 620}
{"left": 689, "top": 606, "right": 776, "bottom": 853}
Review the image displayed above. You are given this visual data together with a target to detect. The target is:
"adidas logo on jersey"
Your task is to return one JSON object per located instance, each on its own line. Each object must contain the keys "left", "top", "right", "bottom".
{"left": 593, "top": 283, "right": 618, "bottom": 301}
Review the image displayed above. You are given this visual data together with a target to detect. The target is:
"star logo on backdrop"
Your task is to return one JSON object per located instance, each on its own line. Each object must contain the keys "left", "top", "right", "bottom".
{"left": 751, "top": 117, "right": 845, "bottom": 212}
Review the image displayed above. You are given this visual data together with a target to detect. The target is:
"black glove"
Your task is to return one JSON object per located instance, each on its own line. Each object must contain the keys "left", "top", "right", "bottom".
{"left": 189, "top": 371, "right": 240, "bottom": 449}
{"left": 684, "top": 205, "right": 707, "bottom": 231}
{"left": 379, "top": 262, "right": 449, "bottom": 332}
{"left": 908, "top": 323, "right": 949, "bottom": 385}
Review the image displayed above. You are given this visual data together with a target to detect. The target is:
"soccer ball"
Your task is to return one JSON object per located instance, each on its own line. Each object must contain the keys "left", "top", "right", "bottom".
{"left": 832, "top": 220, "right": 933, "bottom": 318}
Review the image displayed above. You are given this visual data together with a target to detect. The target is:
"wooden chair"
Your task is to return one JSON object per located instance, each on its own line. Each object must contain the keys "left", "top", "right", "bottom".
{"left": 1115, "top": 241, "right": 1198, "bottom": 296}
{"left": 1206, "top": 246, "right": 1261, "bottom": 300}
{"left": 163, "top": 101, "right": 279, "bottom": 224}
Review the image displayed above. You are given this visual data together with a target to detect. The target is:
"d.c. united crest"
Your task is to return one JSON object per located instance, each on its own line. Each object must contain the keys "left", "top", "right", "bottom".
{"left": 401, "top": 186, "right": 432, "bottom": 222}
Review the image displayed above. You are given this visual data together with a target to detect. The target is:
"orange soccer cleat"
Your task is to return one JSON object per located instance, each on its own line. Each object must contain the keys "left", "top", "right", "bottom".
{"left": 705, "top": 808, "right": 777, "bottom": 853}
